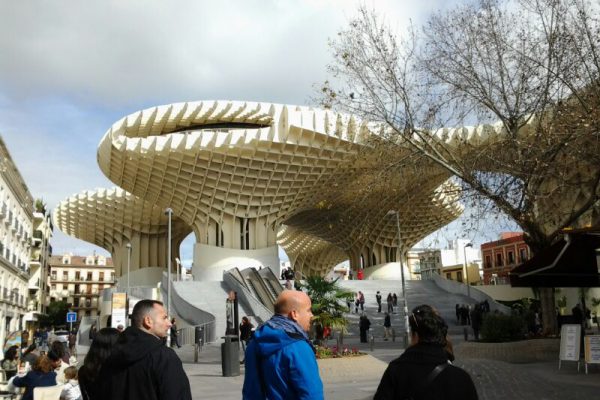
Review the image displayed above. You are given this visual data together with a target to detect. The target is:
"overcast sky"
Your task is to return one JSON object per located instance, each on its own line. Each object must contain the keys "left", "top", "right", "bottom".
{"left": 0, "top": 0, "right": 503, "bottom": 267}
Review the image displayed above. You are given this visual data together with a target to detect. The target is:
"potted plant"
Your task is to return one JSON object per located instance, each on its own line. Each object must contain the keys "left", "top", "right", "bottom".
{"left": 556, "top": 295, "right": 567, "bottom": 315}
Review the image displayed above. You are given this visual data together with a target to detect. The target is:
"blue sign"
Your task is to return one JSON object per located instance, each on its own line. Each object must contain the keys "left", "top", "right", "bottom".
{"left": 66, "top": 312, "right": 77, "bottom": 323}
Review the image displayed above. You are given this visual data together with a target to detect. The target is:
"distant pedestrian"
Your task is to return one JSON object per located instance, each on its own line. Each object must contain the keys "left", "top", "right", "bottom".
{"left": 285, "top": 279, "right": 293, "bottom": 290}
{"left": 392, "top": 293, "right": 398, "bottom": 307}
{"left": 387, "top": 293, "right": 394, "bottom": 314}
{"left": 242, "top": 290, "right": 323, "bottom": 399}
{"left": 455, "top": 304, "right": 460, "bottom": 324}
{"left": 376, "top": 291, "right": 382, "bottom": 313}
{"left": 358, "top": 291, "right": 365, "bottom": 311}
{"left": 170, "top": 317, "right": 181, "bottom": 348}
{"left": 239, "top": 316, "right": 254, "bottom": 363}
{"left": 383, "top": 313, "right": 391, "bottom": 341}
{"left": 471, "top": 304, "right": 483, "bottom": 341}
{"left": 96, "top": 300, "right": 192, "bottom": 400}
{"left": 68, "top": 330, "right": 77, "bottom": 356}
{"left": 359, "top": 314, "right": 371, "bottom": 343}
{"left": 78, "top": 327, "right": 119, "bottom": 400}
{"left": 88, "top": 324, "right": 97, "bottom": 344}
{"left": 374, "top": 304, "right": 478, "bottom": 400}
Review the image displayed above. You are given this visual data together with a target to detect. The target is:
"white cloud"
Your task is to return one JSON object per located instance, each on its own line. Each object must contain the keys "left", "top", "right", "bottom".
{"left": 0, "top": 0, "right": 475, "bottom": 256}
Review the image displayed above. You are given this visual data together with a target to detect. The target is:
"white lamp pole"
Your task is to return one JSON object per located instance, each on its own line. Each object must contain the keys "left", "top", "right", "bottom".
{"left": 126, "top": 243, "right": 132, "bottom": 296}
{"left": 165, "top": 208, "right": 173, "bottom": 317}
{"left": 387, "top": 210, "right": 409, "bottom": 347}
{"left": 464, "top": 243, "right": 473, "bottom": 299}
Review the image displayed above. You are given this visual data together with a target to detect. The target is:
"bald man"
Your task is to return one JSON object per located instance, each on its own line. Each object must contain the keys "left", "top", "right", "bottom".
{"left": 242, "top": 290, "right": 323, "bottom": 400}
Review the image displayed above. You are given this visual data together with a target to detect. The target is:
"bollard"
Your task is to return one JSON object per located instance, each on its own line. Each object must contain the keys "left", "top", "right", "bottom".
{"left": 392, "top": 328, "right": 396, "bottom": 342}
{"left": 370, "top": 334, "right": 375, "bottom": 351}
{"left": 463, "top": 326, "right": 469, "bottom": 341}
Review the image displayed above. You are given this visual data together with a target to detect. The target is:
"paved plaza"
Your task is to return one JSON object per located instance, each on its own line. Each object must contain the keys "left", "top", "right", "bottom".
{"left": 171, "top": 336, "right": 600, "bottom": 400}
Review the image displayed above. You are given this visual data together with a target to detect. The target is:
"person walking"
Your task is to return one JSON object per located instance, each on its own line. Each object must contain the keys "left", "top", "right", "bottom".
{"left": 374, "top": 304, "right": 478, "bottom": 400}
{"left": 471, "top": 304, "right": 483, "bottom": 341}
{"left": 88, "top": 324, "right": 97, "bottom": 344}
{"left": 242, "top": 290, "right": 323, "bottom": 400}
{"left": 96, "top": 299, "right": 192, "bottom": 400}
{"left": 239, "top": 316, "right": 254, "bottom": 363}
{"left": 387, "top": 293, "right": 394, "bottom": 314}
{"left": 376, "top": 291, "right": 382, "bottom": 313}
{"left": 383, "top": 312, "right": 392, "bottom": 341}
{"left": 358, "top": 291, "right": 365, "bottom": 312}
{"left": 170, "top": 317, "right": 181, "bottom": 348}
{"left": 392, "top": 293, "right": 398, "bottom": 307}
{"left": 359, "top": 314, "right": 371, "bottom": 343}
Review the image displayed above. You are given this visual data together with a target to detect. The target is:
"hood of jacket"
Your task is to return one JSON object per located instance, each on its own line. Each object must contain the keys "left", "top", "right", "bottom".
{"left": 105, "top": 327, "right": 165, "bottom": 368}
{"left": 251, "top": 318, "right": 312, "bottom": 358}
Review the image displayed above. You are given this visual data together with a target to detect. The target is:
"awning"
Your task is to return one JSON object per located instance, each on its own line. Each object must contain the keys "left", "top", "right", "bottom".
{"left": 509, "top": 229, "right": 600, "bottom": 287}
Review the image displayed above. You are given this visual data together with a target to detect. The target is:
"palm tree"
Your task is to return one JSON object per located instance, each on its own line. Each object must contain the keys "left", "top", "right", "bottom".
{"left": 300, "top": 276, "right": 354, "bottom": 344}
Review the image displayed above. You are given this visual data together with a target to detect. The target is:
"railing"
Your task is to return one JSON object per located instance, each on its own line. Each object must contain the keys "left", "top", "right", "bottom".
{"left": 178, "top": 320, "right": 216, "bottom": 347}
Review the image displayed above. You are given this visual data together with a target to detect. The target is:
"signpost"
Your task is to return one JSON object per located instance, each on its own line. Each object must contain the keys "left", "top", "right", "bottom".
{"left": 111, "top": 293, "right": 128, "bottom": 329}
{"left": 559, "top": 324, "right": 581, "bottom": 371}
{"left": 66, "top": 311, "right": 77, "bottom": 332}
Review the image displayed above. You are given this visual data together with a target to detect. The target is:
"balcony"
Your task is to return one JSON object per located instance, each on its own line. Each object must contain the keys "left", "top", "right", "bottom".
{"left": 32, "top": 230, "right": 43, "bottom": 245}
{"left": 0, "top": 204, "right": 6, "bottom": 218}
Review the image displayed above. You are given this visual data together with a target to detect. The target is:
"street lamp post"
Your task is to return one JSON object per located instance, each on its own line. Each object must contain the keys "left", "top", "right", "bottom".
{"left": 165, "top": 208, "right": 173, "bottom": 317}
{"left": 126, "top": 243, "right": 132, "bottom": 296}
{"left": 463, "top": 243, "right": 473, "bottom": 299}
{"left": 387, "top": 210, "right": 410, "bottom": 347}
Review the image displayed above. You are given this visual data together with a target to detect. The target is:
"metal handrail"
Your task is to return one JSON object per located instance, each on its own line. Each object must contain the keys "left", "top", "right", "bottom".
{"left": 177, "top": 320, "right": 216, "bottom": 347}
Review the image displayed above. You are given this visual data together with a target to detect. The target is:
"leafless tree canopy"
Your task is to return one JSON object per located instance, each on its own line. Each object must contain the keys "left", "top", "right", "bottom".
{"left": 322, "top": 0, "right": 600, "bottom": 334}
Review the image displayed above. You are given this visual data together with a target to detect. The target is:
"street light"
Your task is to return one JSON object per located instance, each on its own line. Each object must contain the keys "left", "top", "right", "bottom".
{"left": 387, "top": 210, "right": 410, "bottom": 347}
{"left": 126, "top": 243, "right": 132, "bottom": 296}
{"left": 463, "top": 243, "right": 473, "bottom": 299}
{"left": 165, "top": 208, "right": 173, "bottom": 317}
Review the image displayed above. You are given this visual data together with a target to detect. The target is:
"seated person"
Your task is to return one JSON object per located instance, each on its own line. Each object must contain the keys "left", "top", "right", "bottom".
{"left": 1, "top": 346, "right": 19, "bottom": 380}
{"left": 12, "top": 353, "right": 58, "bottom": 400}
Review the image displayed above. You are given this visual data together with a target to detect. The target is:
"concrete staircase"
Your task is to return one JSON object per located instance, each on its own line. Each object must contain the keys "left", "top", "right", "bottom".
{"left": 338, "top": 280, "right": 474, "bottom": 340}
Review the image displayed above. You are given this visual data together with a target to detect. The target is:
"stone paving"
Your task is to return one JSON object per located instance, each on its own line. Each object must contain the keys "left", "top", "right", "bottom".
{"left": 175, "top": 337, "right": 600, "bottom": 400}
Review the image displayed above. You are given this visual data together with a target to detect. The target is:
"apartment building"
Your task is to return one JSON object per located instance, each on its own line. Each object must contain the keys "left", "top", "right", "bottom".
{"left": 48, "top": 254, "right": 115, "bottom": 318}
{"left": 27, "top": 205, "right": 53, "bottom": 325}
{"left": 481, "top": 232, "right": 530, "bottom": 284}
{"left": 0, "top": 138, "right": 34, "bottom": 345}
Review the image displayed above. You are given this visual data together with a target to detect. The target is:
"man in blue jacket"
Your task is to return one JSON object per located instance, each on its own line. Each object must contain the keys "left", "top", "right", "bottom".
{"left": 242, "top": 290, "right": 323, "bottom": 400}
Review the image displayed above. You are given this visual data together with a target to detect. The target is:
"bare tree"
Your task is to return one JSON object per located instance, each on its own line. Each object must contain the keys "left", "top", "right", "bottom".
{"left": 322, "top": 0, "right": 600, "bottom": 334}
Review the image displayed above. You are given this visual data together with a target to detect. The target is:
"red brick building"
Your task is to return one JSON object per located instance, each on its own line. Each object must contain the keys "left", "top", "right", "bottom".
{"left": 481, "top": 232, "right": 530, "bottom": 284}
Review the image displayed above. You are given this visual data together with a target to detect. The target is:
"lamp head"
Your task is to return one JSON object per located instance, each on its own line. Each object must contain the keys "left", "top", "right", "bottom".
{"left": 126, "top": 243, "right": 132, "bottom": 249}
{"left": 465, "top": 243, "right": 473, "bottom": 248}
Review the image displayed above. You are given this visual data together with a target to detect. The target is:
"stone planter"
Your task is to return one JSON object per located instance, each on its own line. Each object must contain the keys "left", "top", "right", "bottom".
{"left": 454, "top": 338, "right": 560, "bottom": 363}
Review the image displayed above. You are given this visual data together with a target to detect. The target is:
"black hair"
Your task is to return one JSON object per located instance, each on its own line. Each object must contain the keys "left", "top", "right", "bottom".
{"left": 131, "top": 299, "right": 163, "bottom": 328}
{"left": 50, "top": 340, "right": 66, "bottom": 358}
{"left": 4, "top": 346, "right": 18, "bottom": 361}
{"left": 78, "top": 327, "right": 120, "bottom": 384}
{"left": 408, "top": 304, "right": 448, "bottom": 346}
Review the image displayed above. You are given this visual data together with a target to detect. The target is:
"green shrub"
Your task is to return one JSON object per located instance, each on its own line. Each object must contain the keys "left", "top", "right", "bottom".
{"left": 480, "top": 313, "right": 527, "bottom": 342}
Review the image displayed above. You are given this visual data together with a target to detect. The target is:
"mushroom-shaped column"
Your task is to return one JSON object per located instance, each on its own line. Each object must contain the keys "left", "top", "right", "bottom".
{"left": 53, "top": 188, "right": 192, "bottom": 279}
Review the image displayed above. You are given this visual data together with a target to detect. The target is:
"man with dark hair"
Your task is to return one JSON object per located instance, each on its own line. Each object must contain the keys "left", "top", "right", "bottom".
{"left": 374, "top": 304, "right": 478, "bottom": 400}
{"left": 97, "top": 299, "right": 191, "bottom": 400}
{"left": 243, "top": 290, "right": 323, "bottom": 400}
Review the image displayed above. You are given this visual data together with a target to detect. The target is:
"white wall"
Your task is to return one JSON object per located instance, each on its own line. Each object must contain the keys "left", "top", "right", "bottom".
{"left": 362, "top": 262, "right": 409, "bottom": 280}
{"left": 192, "top": 244, "right": 280, "bottom": 281}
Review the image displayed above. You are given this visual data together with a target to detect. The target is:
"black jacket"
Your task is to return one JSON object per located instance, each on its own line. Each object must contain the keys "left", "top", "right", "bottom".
{"left": 97, "top": 327, "right": 192, "bottom": 400}
{"left": 374, "top": 343, "right": 478, "bottom": 400}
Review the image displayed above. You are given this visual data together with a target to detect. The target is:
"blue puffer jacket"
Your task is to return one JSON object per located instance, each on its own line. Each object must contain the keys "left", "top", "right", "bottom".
{"left": 242, "top": 318, "right": 323, "bottom": 400}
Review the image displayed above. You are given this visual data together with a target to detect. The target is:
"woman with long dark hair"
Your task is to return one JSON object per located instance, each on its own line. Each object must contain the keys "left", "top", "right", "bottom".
{"left": 78, "top": 327, "right": 119, "bottom": 400}
{"left": 374, "top": 304, "right": 478, "bottom": 400}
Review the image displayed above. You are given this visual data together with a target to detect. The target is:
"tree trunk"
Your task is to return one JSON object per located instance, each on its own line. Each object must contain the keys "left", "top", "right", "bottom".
{"left": 540, "top": 287, "right": 558, "bottom": 335}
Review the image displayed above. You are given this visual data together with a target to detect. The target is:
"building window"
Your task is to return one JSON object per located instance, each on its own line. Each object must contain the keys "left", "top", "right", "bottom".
{"left": 495, "top": 253, "right": 503, "bottom": 267}
{"left": 87, "top": 272, "right": 92, "bottom": 281}
{"left": 446, "top": 273, "right": 451, "bottom": 279}
{"left": 507, "top": 251, "right": 515, "bottom": 264}
{"left": 63, "top": 271, "right": 68, "bottom": 280}
{"left": 99, "top": 272, "right": 104, "bottom": 281}
{"left": 519, "top": 248, "right": 528, "bottom": 262}
{"left": 457, "top": 271, "right": 463, "bottom": 282}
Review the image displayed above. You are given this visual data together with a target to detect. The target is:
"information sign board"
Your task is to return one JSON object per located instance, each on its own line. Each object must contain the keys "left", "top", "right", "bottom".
{"left": 559, "top": 324, "right": 581, "bottom": 370}
{"left": 584, "top": 335, "right": 600, "bottom": 373}
{"left": 111, "top": 292, "right": 128, "bottom": 329}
